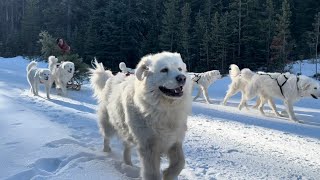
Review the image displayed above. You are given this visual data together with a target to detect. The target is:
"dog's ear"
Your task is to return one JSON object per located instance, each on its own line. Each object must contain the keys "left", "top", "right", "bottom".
{"left": 135, "top": 56, "right": 151, "bottom": 81}
{"left": 34, "top": 70, "right": 40, "bottom": 78}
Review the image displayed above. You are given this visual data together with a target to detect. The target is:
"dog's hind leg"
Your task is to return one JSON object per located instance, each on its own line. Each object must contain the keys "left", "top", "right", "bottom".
{"left": 123, "top": 142, "right": 132, "bottom": 165}
{"left": 267, "top": 98, "right": 281, "bottom": 117}
{"left": 238, "top": 92, "right": 249, "bottom": 110}
{"left": 258, "top": 97, "right": 267, "bottom": 115}
{"left": 252, "top": 97, "right": 261, "bottom": 109}
{"left": 34, "top": 81, "right": 39, "bottom": 96}
{"left": 98, "top": 106, "right": 114, "bottom": 152}
{"left": 163, "top": 142, "right": 185, "bottom": 180}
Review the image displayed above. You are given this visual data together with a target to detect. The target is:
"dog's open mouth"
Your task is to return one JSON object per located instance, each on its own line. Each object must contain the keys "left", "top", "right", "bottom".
{"left": 311, "top": 94, "right": 318, "bottom": 99}
{"left": 159, "top": 86, "right": 183, "bottom": 97}
{"left": 68, "top": 69, "right": 73, "bottom": 73}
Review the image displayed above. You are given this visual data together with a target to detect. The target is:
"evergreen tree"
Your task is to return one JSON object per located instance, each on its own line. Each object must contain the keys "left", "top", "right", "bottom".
{"left": 210, "top": 12, "right": 220, "bottom": 69}
{"left": 140, "top": 0, "right": 162, "bottom": 56}
{"left": 159, "top": 0, "right": 180, "bottom": 52}
{"left": 180, "top": 2, "right": 192, "bottom": 70}
{"left": 218, "top": 12, "right": 231, "bottom": 72}
{"left": 270, "top": 0, "right": 293, "bottom": 71}
{"left": 194, "top": 11, "right": 210, "bottom": 71}
{"left": 21, "top": 0, "right": 42, "bottom": 55}
{"left": 264, "top": 0, "right": 276, "bottom": 68}
{"left": 39, "top": 31, "right": 89, "bottom": 82}
{"left": 312, "top": 12, "right": 320, "bottom": 75}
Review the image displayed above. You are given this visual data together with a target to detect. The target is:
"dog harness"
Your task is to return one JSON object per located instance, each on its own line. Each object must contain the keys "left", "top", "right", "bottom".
{"left": 191, "top": 74, "right": 202, "bottom": 84}
{"left": 296, "top": 76, "right": 300, "bottom": 94}
{"left": 276, "top": 74, "right": 288, "bottom": 97}
{"left": 258, "top": 73, "right": 288, "bottom": 97}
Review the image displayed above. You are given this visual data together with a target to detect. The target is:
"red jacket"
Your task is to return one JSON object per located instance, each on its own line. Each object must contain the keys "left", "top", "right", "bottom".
{"left": 58, "top": 41, "right": 70, "bottom": 53}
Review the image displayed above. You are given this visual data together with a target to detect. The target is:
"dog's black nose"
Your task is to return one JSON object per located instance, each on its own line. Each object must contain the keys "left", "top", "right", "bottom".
{"left": 70, "top": 68, "right": 72, "bottom": 71}
{"left": 176, "top": 74, "right": 186, "bottom": 85}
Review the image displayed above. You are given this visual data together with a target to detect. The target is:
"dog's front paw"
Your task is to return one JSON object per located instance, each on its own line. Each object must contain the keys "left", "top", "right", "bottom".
{"left": 290, "top": 117, "right": 300, "bottom": 123}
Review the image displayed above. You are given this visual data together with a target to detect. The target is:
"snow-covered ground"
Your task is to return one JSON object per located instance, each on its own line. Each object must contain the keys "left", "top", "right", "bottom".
{"left": 289, "top": 59, "right": 319, "bottom": 77}
{"left": 1, "top": 57, "right": 320, "bottom": 180}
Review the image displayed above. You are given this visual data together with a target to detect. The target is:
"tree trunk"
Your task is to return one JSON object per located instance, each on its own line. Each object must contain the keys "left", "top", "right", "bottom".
{"left": 238, "top": 0, "right": 242, "bottom": 58}
{"left": 67, "top": 0, "right": 71, "bottom": 40}
{"left": 11, "top": 1, "right": 14, "bottom": 31}
{"left": 316, "top": 15, "right": 319, "bottom": 75}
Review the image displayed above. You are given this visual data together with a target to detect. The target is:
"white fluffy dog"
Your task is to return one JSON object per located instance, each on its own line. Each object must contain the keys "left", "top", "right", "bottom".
{"left": 119, "top": 62, "right": 135, "bottom": 75}
{"left": 222, "top": 64, "right": 251, "bottom": 107}
{"left": 26, "top": 61, "right": 52, "bottom": 99}
{"left": 242, "top": 69, "right": 320, "bottom": 122}
{"left": 48, "top": 56, "right": 75, "bottom": 95}
{"left": 90, "top": 52, "right": 192, "bottom": 180}
{"left": 189, "top": 70, "right": 221, "bottom": 103}
{"left": 223, "top": 64, "right": 285, "bottom": 117}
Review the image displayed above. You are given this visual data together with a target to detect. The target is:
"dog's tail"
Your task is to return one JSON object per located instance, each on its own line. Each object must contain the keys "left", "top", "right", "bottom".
{"left": 26, "top": 61, "right": 37, "bottom": 72}
{"left": 229, "top": 64, "right": 240, "bottom": 81}
{"left": 48, "top": 55, "right": 58, "bottom": 71}
{"left": 90, "top": 59, "right": 113, "bottom": 100}
{"left": 119, "top": 62, "right": 129, "bottom": 74}
{"left": 240, "top": 68, "right": 255, "bottom": 82}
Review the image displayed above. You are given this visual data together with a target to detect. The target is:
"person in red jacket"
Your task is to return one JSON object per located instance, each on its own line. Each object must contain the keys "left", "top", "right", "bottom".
{"left": 56, "top": 38, "right": 71, "bottom": 54}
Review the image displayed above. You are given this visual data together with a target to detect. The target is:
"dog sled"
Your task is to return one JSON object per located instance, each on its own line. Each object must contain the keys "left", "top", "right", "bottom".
{"left": 66, "top": 77, "right": 82, "bottom": 91}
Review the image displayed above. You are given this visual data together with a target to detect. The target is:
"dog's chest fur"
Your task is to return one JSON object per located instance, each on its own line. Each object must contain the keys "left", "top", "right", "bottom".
{"left": 106, "top": 75, "right": 188, "bottom": 153}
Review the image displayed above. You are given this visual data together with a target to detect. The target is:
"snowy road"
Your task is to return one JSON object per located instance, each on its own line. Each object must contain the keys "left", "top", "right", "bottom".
{"left": 1, "top": 57, "right": 320, "bottom": 180}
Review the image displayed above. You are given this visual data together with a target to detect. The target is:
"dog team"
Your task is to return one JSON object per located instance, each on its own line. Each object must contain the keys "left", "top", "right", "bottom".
{"left": 26, "top": 55, "right": 75, "bottom": 99}
{"left": 26, "top": 52, "right": 320, "bottom": 180}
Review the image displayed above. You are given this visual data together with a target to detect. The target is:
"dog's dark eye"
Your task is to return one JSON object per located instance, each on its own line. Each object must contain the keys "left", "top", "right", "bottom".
{"left": 160, "top": 68, "right": 169, "bottom": 73}
{"left": 315, "top": 87, "right": 318, "bottom": 90}
{"left": 178, "top": 67, "right": 182, "bottom": 71}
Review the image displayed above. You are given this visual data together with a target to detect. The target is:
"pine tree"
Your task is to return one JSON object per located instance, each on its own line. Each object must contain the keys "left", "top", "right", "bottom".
{"left": 180, "top": 2, "right": 192, "bottom": 70}
{"left": 194, "top": 11, "right": 210, "bottom": 71}
{"left": 159, "top": 0, "right": 180, "bottom": 52}
{"left": 218, "top": 12, "right": 231, "bottom": 72}
{"left": 21, "top": 0, "right": 41, "bottom": 55}
{"left": 270, "top": 0, "right": 293, "bottom": 71}
{"left": 312, "top": 12, "right": 320, "bottom": 75}
{"left": 39, "top": 31, "right": 89, "bottom": 82}
{"left": 140, "top": 0, "right": 162, "bottom": 55}
{"left": 265, "top": 0, "right": 275, "bottom": 68}
{"left": 38, "top": 31, "right": 62, "bottom": 59}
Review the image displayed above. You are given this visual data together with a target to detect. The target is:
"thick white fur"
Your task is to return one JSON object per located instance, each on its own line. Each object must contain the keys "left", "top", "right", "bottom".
{"left": 222, "top": 64, "right": 251, "bottom": 107}
{"left": 190, "top": 70, "right": 221, "bottom": 103}
{"left": 90, "top": 52, "right": 192, "bottom": 180}
{"left": 48, "top": 56, "right": 75, "bottom": 95}
{"left": 26, "top": 61, "right": 52, "bottom": 99}
{"left": 119, "top": 62, "right": 135, "bottom": 74}
{"left": 243, "top": 70, "right": 320, "bottom": 122}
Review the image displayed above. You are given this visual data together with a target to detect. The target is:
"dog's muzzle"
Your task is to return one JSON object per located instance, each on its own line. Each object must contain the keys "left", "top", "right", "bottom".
{"left": 45, "top": 77, "right": 49, "bottom": 80}
{"left": 68, "top": 69, "right": 73, "bottom": 73}
{"left": 159, "top": 86, "right": 184, "bottom": 97}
